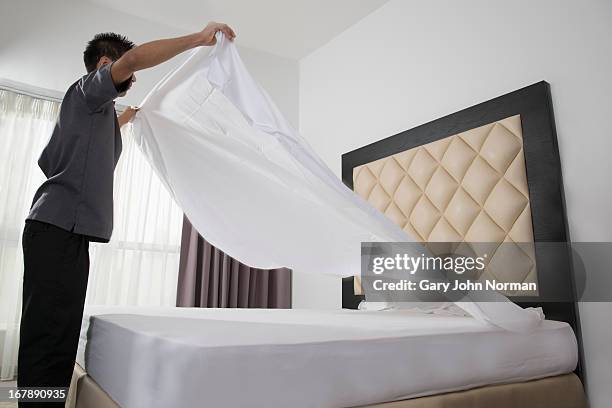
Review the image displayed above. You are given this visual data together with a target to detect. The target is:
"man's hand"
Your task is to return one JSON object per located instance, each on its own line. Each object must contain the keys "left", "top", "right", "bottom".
{"left": 118, "top": 106, "right": 139, "bottom": 127}
{"left": 198, "top": 22, "right": 236, "bottom": 46}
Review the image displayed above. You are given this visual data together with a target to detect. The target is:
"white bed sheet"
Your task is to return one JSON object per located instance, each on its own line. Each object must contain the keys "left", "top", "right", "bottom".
{"left": 128, "top": 33, "right": 544, "bottom": 333}
{"left": 78, "top": 306, "right": 577, "bottom": 408}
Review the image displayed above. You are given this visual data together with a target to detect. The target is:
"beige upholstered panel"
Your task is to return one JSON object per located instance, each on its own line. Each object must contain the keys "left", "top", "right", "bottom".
{"left": 68, "top": 365, "right": 586, "bottom": 408}
{"left": 362, "top": 373, "right": 586, "bottom": 408}
{"left": 353, "top": 115, "right": 537, "bottom": 296}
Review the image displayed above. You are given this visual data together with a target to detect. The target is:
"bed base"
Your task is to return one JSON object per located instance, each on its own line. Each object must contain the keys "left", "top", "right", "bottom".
{"left": 67, "top": 363, "right": 586, "bottom": 408}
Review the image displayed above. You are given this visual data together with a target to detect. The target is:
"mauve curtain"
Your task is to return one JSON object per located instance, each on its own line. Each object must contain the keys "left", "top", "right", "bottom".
{"left": 177, "top": 215, "right": 291, "bottom": 308}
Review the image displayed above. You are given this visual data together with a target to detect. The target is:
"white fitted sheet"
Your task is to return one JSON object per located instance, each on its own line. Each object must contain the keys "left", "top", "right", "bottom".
{"left": 78, "top": 307, "right": 577, "bottom": 408}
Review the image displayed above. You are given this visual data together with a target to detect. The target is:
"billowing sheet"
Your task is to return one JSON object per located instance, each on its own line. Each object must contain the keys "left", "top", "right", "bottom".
{"left": 132, "top": 34, "right": 408, "bottom": 277}
{"left": 131, "top": 33, "right": 542, "bottom": 331}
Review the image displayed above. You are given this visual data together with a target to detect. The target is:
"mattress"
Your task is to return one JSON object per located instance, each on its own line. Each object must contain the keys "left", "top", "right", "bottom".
{"left": 77, "top": 307, "right": 578, "bottom": 408}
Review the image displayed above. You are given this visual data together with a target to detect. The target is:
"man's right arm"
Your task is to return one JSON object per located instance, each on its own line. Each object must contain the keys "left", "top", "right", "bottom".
{"left": 111, "top": 22, "right": 236, "bottom": 86}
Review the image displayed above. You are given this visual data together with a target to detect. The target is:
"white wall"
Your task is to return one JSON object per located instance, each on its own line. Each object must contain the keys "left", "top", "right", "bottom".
{"left": 299, "top": 0, "right": 612, "bottom": 404}
{"left": 2, "top": 0, "right": 610, "bottom": 381}
{"left": 0, "top": 0, "right": 299, "bottom": 127}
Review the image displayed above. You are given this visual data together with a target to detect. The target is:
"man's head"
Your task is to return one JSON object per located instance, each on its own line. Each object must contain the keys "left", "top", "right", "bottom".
{"left": 84, "top": 33, "right": 136, "bottom": 95}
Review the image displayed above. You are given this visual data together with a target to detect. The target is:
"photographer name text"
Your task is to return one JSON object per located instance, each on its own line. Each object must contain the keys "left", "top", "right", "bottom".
{"left": 371, "top": 279, "right": 537, "bottom": 292}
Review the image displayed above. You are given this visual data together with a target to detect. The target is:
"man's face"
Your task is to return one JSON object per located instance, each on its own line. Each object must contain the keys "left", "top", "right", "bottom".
{"left": 116, "top": 74, "right": 136, "bottom": 97}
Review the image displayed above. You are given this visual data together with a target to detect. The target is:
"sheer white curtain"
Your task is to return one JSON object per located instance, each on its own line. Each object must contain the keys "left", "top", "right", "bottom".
{"left": 0, "top": 89, "right": 182, "bottom": 380}
{"left": 0, "top": 90, "right": 57, "bottom": 380}
{"left": 86, "top": 120, "right": 183, "bottom": 306}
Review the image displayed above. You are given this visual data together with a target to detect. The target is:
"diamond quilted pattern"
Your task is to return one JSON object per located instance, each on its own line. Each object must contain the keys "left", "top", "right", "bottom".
{"left": 465, "top": 211, "right": 506, "bottom": 243}
{"left": 452, "top": 242, "right": 479, "bottom": 260}
{"left": 428, "top": 218, "right": 462, "bottom": 242}
{"left": 410, "top": 196, "right": 440, "bottom": 239}
{"left": 407, "top": 149, "right": 438, "bottom": 190}
{"left": 366, "top": 159, "right": 385, "bottom": 177}
{"left": 393, "top": 149, "right": 418, "bottom": 171}
{"left": 441, "top": 137, "right": 477, "bottom": 182}
{"left": 499, "top": 114, "right": 523, "bottom": 136}
{"left": 487, "top": 243, "right": 534, "bottom": 284}
{"left": 402, "top": 222, "right": 421, "bottom": 241}
{"left": 444, "top": 187, "right": 481, "bottom": 235}
{"left": 424, "top": 138, "right": 451, "bottom": 161}
{"left": 353, "top": 115, "right": 537, "bottom": 295}
{"left": 505, "top": 152, "right": 530, "bottom": 197}
{"left": 384, "top": 202, "right": 407, "bottom": 227}
{"left": 425, "top": 167, "right": 457, "bottom": 211}
{"left": 459, "top": 123, "right": 494, "bottom": 151}
{"left": 393, "top": 177, "right": 422, "bottom": 218}
{"left": 484, "top": 179, "right": 528, "bottom": 232}
{"left": 353, "top": 167, "right": 377, "bottom": 198}
{"left": 379, "top": 158, "right": 405, "bottom": 196}
{"left": 508, "top": 204, "right": 535, "bottom": 242}
{"left": 462, "top": 157, "right": 501, "bottom": 206}
{"left": 480, "top": 123, "right": 522, "bottom": 173}
{"left": 366, "top": 184, "right": 390, "bottom": 212}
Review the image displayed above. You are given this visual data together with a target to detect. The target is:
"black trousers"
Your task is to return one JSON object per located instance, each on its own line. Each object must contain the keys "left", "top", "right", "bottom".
{"left": 18, "top": 220, "right": 90, "bottom": 408}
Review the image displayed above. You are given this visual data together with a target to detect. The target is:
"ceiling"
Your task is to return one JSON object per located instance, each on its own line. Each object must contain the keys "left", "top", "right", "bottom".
{"left": 85, "top": 0, "right": 389, "bottom": 60}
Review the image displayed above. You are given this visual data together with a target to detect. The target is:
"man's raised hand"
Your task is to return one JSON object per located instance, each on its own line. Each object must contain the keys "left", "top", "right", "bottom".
{"left": 198, "top": 22, "right": 236, "bottom": 46}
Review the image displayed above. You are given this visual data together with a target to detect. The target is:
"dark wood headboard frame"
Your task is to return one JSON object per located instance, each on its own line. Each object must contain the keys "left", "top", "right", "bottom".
{"left": 341, "top": 81, "right": 584, "bottom": 381}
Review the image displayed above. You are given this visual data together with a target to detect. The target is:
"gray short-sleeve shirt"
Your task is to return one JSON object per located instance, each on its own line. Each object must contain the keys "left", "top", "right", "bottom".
{"left": 27, "top": 63, "right": 122, "bottom": 242}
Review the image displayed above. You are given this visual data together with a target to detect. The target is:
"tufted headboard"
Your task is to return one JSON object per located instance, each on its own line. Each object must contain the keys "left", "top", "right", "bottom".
{"left": 351, "top": 114, "right": 537, "bottom": 296}
{"left": 341, "top": 82, "right": 584, "bottom": 378}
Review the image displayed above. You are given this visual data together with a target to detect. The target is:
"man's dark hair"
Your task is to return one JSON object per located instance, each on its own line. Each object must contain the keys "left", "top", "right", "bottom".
{"left": 83, "top": 33, "right": 135, "bottom": 73}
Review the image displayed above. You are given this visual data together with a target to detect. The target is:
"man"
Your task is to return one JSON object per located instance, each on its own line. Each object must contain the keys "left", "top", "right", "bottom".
{"left": 18, "top": 22, "right": 236, "bottom": 406}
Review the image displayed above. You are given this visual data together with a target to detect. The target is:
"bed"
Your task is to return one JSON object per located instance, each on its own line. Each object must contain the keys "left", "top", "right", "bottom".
{"left": 66, "top": 306, "right": 582, "bottom": 408}
{"left": 66, "top": 82, "right": 586, "bottom": 407}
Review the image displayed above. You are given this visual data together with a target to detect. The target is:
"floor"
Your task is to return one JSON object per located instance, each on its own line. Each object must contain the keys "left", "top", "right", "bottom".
{"left": 1, "top": 380, "right": 18, "bottom": 408}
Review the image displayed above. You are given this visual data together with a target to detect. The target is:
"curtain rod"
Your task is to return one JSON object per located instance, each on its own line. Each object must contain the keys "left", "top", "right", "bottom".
{"left": 0, "top": 78, "right": 128, "bottom": 112}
